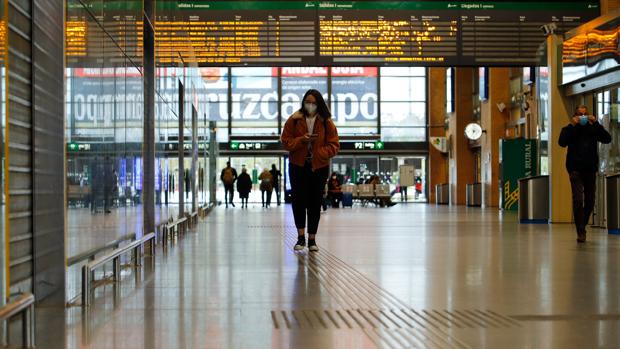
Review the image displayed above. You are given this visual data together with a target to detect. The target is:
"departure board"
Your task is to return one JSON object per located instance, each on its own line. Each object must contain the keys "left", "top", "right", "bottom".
{"left": 66, "top": 1, "right": 600, "bottom": 67}
{"left": 156, "top": 1, "right": 317, "bottom": 65}
{"left": 318, "top": 2, "right": 459, "bottom": 64}
{"left": 317, "top": 1, "right": 598, "bottom": 66}
{"left": 458, "top": 2, "right": 598, "bottom": 65}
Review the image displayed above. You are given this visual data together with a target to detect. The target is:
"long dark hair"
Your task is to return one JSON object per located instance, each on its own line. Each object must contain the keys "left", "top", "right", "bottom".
{"left": 300, "top": 89, "right": 332, "bottom": 119}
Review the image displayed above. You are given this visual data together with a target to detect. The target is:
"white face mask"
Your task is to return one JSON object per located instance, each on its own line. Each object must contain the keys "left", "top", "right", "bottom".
{"left": 304, "top": 103, "right": 317, "bottom": 115}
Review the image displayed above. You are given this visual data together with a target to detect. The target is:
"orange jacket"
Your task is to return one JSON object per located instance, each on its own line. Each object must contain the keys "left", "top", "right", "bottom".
{"left": 281, "top": 111, "right": 340, "bottom": 171}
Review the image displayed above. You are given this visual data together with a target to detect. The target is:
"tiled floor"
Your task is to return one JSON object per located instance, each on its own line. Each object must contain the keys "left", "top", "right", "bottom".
{"left": 40, "top": 204, "right": 620, "bottom": 348}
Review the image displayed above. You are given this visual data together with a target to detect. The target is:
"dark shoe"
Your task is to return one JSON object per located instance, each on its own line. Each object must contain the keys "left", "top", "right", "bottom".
{"left": 231, "top": 203, "right": 235, "bottom": 207}
{"left": 577, "top": 232, "right": 586, "bottom": 243}
{"left": 308, "top": 239, "right": 319, "bottom": 252}
{"left": 294, "top": 236, "right": 305, "bottom": 251}
{"left": 387, "top": 202, "right": 397, "bottom": 207}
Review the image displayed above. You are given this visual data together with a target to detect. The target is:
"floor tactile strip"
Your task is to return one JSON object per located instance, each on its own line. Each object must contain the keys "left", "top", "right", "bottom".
{"left": 279, "top": 230, "right": 523, "bottom": 349}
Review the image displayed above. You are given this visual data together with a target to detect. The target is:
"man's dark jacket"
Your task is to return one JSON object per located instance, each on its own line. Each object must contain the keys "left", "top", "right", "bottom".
{"left": 558, "top": 121, "right": 612, "bottom": 172}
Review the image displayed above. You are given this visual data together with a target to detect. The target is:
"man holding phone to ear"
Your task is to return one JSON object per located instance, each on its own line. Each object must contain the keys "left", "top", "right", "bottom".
{"left": 559, "top": 105, "right": 611, "bottom": 243}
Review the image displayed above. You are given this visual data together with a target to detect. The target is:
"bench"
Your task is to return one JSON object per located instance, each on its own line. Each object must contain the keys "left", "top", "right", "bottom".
{"left": 341, "top": 183, "right": 394, "bottom": 207}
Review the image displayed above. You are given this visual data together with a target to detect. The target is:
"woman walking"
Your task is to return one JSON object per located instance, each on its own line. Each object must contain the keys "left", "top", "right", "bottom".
{"left": 259, "top": 168, "right": 274, "bottom": 208}
{"left": 236, "top": 167, "right": 252, "bottom": 208}
{"left": 281, "top": 89, "right": 340, "bottom": 252}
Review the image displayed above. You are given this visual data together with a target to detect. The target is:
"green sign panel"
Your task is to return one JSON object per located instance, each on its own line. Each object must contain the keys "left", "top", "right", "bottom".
{"left": 67, "top": 142, "right": 91, "bottom": 152}
{"left": 230, "top": 142, "right": 267, "bottom": 151}
{"left": 354, "top": 141, "right": 385, "bottom": 150}
{"left": 500, "top": 139, "right": 538, "bottom": 211}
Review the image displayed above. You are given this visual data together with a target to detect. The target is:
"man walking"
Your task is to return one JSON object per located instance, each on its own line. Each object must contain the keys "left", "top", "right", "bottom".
{"left": 220, "top": 161, "right": 238, "bottom": 208}
{"left": 559, "top": 105, "right": 611, "bottom": 243}
{"left": 270, "top": 164, "right": 282, "bottom": 206}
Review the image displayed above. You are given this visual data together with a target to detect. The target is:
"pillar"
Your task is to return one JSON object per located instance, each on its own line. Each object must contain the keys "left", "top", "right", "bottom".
{"left": 480, "top": 68, "right": 510, "bottom": 207}
{"left": 209, "top": 122, "right": 218, "bottom": 205}
{"left": 547, "top": 34, "right": 573, "bottom": 223}
{"left": 427, "top": 68, "right": 449, "bottom": 203}
{"left": 448, "top": 68, "right": 476, "bottom": 205}
{"left": 191, "top": 108, "right": 198, "bottom": 213}
{"left": 601, "top": 0, "right": 620, "bottom": 14}
{"left": 178, "top": 82, "right": 185, "bottom": 218}
{"left": 142, "top": 0, "right": 155, "bottom": 235}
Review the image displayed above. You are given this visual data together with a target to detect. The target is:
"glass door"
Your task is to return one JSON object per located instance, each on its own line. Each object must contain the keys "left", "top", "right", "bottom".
{"left": 223, "top": 156, "right": 281, "bottom": 204}
{"left": 378, "top": 156, "right": 427, "bottom": 202}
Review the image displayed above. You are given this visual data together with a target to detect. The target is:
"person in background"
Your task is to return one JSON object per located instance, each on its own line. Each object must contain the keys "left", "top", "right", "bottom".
{"left": 236, "top": 167, "right": 252, "bottom": 209}
{"left": 327, "top": 172, "right": 343, "bottom": 208}
{"left": 369, "top": 175, "right": 396, "bottom": 207}
{"left": 414, "top": 176, "right": 422, "bottom": 200}
{"left": 112, "top": 170, "right": 119, "bottom": 207}
{"left": 103, "top": 161, "right": 113, "bottom": 214}
{"left": 270, "top": 164, "right": 282, "bottom": 206}
{"left": 281, "top": 89, "right": 340, "bottom": 252}
{"left": 220, "top": 161, "right": 238, "bottom": 208}
{"left": 184, "top": 169, "right": 191, "bottom": 200}
{"left": 259, "top": 168, "right": 273, "bottom": 208}
{"left": 322, "top": 181, "right": 329, "bottom": 212}
{"left": 559, "top": 105, "right": 611, "bottom": 243}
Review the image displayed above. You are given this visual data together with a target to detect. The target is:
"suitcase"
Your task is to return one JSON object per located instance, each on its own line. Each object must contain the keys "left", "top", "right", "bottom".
{"left": 342, "top": 192, "right": 353, "bottom": 207}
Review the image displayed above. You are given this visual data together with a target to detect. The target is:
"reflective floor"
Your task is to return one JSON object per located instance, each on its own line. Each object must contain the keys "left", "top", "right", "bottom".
{"left": 40, "top": 204, "right": 620, "bottom": 348}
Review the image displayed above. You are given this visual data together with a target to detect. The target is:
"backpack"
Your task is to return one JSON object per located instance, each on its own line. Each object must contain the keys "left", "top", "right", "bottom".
{"left": 222, "top": 168, "right": 234, "bottom": 185}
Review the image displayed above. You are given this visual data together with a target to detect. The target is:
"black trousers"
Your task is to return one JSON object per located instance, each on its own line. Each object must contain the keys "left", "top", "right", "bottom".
{"left": 290, "top": 162, "right": 329, "bottom": 235}
{"left": 329, "top": 192, "right": 342, "bottom": 208}
{"left": 274, "top": 185, "right": 281, "bottom": 205}
{"left": 262, "top": 190, "right": 273, "bottom": 207}
{"left": 569, "top": 171, "right": 596, "bottom": 234}
{"left": 224, "top": 184, "right": 234, "bottom": 204}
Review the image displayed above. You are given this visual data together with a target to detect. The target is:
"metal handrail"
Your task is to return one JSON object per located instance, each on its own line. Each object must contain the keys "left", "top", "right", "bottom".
{"left": 0, "top": 293, "right": 35, "bottom": 348}
{"left": 67, "top": 233, "right": 136, "bottom": 266}
{"left": 82, "top": 233, "right": 155, "bottom": 307}
{"left": 198, "top": 203, "right": 214, "bottom": 218}
{"left": 162, "top": 216, "right": 189, "bottom": 244}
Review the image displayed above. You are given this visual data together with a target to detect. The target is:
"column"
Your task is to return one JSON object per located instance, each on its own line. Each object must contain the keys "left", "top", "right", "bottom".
{"left": 480, "top": 68, "right": 510, "bottom": 207}
{"left": 601, "top": 0, "right": 620, "bottom": 14}
{"left": 427, "top": 68, "right": 449, "bottom": 203}
{"left": 209, "top": 121, "right": 218, "bottom": 205}
{"left": 448, "top": 68, "right": 476, "bottom": 205}
{"left": 191, "top": 108, "right": 198, "bottom": 213}
{"left": 142, "top": 0, "right": 155, "bottom": 235}
{"left": 547, "top": 34, "right": 573, "bottom": 223}
{"left": 178, "top": 82, "right": 185, "bottom": 218}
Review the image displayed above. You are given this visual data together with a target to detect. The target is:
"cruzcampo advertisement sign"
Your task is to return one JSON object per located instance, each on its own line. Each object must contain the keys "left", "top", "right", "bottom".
{"left": 500, "top": 139, "right": 537, "bottom": 211}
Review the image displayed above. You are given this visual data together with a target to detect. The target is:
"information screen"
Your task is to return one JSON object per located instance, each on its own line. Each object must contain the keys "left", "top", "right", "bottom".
{"left": 156, "top": 1, "right": 317, "bottom": 65}
{"left": 66, "top": 1, "right": 600, "bottom": 67}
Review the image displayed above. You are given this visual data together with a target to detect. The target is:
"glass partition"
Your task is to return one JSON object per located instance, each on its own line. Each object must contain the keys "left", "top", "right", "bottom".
{"left": 65, "top": 0, "right": 144, "bottom": 302}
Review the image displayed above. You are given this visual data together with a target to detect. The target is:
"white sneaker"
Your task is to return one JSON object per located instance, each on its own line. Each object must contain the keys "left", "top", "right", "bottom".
{"left": 294, "top": 236, "right": 305, "bottom": 251}
{"left": 308, "top": 240, "right": 319, "bottom": 252}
